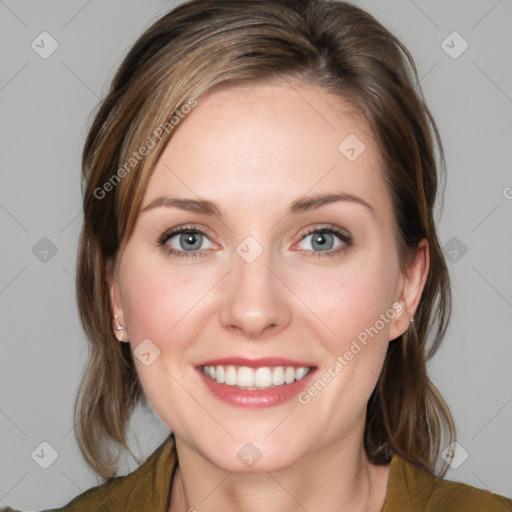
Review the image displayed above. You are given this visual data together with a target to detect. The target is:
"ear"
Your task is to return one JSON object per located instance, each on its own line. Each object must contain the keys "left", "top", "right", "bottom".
{"left": 106, "top": 258, "right": 129, "bottom": 342}
{"left": 388, "top": 238, "right": 430, "bottom": 341}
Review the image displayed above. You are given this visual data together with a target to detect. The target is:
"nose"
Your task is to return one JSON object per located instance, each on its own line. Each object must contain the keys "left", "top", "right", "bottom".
{"left": 218, "top": 247, "right": 292, "bottom": 340}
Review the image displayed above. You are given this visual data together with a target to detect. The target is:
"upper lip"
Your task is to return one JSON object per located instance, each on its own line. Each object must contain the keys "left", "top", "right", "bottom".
{"left": 198, "top": 357, "right": 315, "bottom": 368}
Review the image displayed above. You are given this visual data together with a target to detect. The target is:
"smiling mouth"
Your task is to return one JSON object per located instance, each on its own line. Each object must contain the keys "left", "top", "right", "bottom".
{"left": 201, "top": 364, "right": 313, "bottom": 390}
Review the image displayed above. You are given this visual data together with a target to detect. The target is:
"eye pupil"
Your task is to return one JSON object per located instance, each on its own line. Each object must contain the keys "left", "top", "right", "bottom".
{"left": 315, "top": 234, "right": 327, "bottom": 245}
{"left": 180, "top": 231, "right": 202, "bottom": 251}
{"left": 312, "top": 232, "right": 333, "bottom": 251}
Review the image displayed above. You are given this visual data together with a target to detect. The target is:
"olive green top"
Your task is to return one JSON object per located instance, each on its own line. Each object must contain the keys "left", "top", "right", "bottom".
{"left": 3, "top": 435, "right": 511, "bottom": 511}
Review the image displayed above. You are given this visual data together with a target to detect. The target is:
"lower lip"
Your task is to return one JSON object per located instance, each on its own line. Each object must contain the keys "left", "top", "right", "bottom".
{"left": 198, "top": 368, "right": 316, "bottom": 408}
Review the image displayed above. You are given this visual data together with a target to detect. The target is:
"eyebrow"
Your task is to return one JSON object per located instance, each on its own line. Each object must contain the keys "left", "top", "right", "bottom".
{"left": 141, "top": 192, "right": 375, "bottom": 217}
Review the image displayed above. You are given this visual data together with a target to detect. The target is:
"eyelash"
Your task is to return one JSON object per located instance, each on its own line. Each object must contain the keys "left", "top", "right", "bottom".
{"left": 299, "top": 225, "right": 352, "bottom": 258}
{"left": 157, "top": 224, "right": 352, "bottom": 259}
{"left": 157, "top": 225, "right": 211, "bottom": 259}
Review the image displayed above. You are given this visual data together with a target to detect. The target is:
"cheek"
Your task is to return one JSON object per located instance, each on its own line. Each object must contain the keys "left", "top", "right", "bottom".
{"left": 121, "top": 254, "right": 206, "bottom": 344}
{"left": 291, "top": 264, "right": 397, "bottom": 436}
{"left": 293, "top": 257, "right": 398, "bottom": 352}
{"left": 118, "top": 255, "right": 211, "bottom": 426}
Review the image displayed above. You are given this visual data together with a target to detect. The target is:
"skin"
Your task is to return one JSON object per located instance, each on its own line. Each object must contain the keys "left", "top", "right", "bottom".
{"left": 109, "top": 81, "right": 429, "bottom": 511}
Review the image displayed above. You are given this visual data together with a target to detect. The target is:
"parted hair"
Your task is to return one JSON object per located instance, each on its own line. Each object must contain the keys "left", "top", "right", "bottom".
{"left": 76, "top": 0, "right": 454, "bottom": 480}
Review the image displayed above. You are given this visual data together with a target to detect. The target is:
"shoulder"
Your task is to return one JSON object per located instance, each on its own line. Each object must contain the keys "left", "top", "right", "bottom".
{"left": 384, "top": 455, "right": 512, "bottom": 512}
{"left": 427, "top": 477, "right": 512, "bottom": 511}
{"left": 1, "top": 434, "right": 177, "bottom": 512}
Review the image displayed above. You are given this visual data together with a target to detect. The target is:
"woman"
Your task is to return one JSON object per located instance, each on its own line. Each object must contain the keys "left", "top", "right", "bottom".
{"left": 3, "top": 0, "right": 510, "bottom": 510}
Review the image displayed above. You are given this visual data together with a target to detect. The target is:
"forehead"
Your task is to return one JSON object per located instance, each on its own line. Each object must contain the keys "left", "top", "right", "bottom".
{"left": 144, "top": 82, "right": 391, "bottom": 220}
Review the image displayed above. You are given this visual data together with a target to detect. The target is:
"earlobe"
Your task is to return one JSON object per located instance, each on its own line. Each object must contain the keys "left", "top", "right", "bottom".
{"left": 107, "top": 259, "right": 129, "bottom": 343}
{"left": 114, "top": 314, "right": 126, "bottom": 342}
{"left": 388, "top": 239, "right": 430, "bottom": 341}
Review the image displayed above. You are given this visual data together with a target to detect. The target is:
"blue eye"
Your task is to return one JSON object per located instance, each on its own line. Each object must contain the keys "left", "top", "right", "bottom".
{"left": 296, "top": 226, "right": 352, "bottom": 257}
{"left": 158, "top": 226, "right": 214, "bottom": 258}
{"left": 157, "top": 224, "right": 352, "bottom": 259}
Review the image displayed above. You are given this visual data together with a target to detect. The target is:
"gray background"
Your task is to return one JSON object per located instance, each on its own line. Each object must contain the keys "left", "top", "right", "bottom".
{"left": 1, "top": 0, "right": 511, "bottom": 509}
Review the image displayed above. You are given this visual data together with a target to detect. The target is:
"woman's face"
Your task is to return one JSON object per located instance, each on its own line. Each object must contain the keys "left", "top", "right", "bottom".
{"left": 110, "top": 82, "right": 426, "bottom": 472}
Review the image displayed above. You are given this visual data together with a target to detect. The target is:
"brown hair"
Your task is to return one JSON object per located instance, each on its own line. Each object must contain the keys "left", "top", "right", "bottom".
{"left": 76, "top": 0, "right": 454, "bottom": 480}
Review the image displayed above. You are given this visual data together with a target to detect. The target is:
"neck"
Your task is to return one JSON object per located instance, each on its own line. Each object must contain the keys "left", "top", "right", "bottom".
{"left": 169, "top": 435, "right": 391, "bottom": 512}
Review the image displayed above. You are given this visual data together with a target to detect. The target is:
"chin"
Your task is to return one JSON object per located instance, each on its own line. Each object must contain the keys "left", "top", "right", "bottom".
{"left": 198, "top": 432, "right": 306, "bottom": 473}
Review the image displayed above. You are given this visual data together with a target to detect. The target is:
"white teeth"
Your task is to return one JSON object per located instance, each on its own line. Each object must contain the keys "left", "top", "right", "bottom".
{"left": 254, "top": 367, "right": 272, "bottom": 388}
{"left": 272, "top": 366, "right": 285, "bottom": 385}
{"left": 284, "top": 366, "right": 295, "bottom": 384}
{"left": 295, "top": 367, "right": 309, "bottom": 380}
{"left": 237, "top": 367, "right": 254, "bottom": 387}
{"left": 216, "top": 365, "right": 225, "bottom": 384}
{"left": 203, "top": 364, "right": 311, "bottom": 389}
{"left": 225, "top": 365, "right": 237, "bottom": 385}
